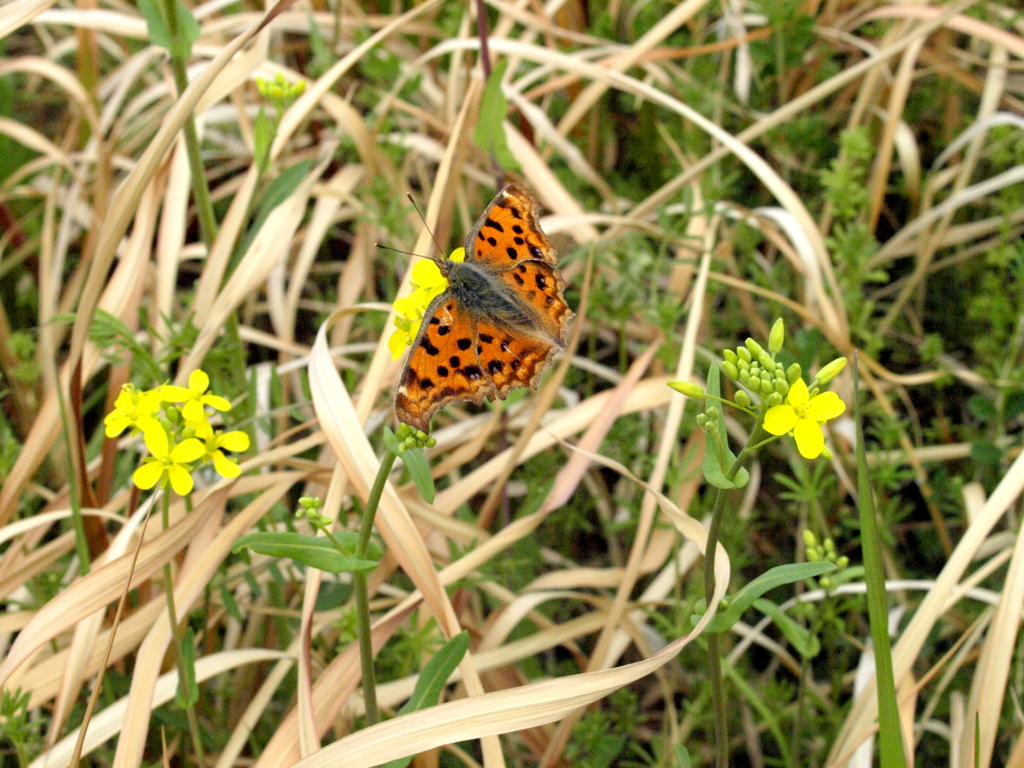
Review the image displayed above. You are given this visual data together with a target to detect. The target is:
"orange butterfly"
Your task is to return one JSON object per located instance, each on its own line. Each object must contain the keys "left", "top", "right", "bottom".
{"left": 394, "top": 183, "right": 574, "bottom": 432}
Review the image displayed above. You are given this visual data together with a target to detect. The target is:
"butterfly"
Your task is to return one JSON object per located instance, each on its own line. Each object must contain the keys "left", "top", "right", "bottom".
{"left": 394, "top": 183, "right": 574, "bottom": 432}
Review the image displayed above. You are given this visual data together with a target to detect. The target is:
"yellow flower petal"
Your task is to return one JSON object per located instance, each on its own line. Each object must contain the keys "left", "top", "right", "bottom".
{"left": 212, "top": 450, "right": 241, "bottom": 478}
{"left": 807, "top": 391, "right": 845, "bottom": 422}
{"left": 389, "top": 329, "right": 408, "bottom": 360}
{"left": 143, "top": 426, "right": 170, "bottom": 458}
{"left": 787, "top": 378, "right": 809, "bottom": 407}
{"left": 181, "top": 400, "right": 206, "bottom": 422}
{"left": 159, "top": 385, "right": 192, "bottom": 402}
{"left": 218, "top": 430, "right": 250, "bottom": 452}
{"left": 202, "top": 394, "right": 232, "bottom": 411}
{"left": 171, "top": 438, "right": 206, "bottom": 463}
{"left": 411, "top": 259, "right": 444, "bottom": 288}
{"left": 763, "top": 405, "right": 797, "bottom": 436}
{"left": 104, "top": 414, "right": 131, "bottom": 438}
{"left": 449, "top": 247, "right": 466, "bottom": 263}
{"left": 188, "top": 419, "right": 214, "bottom": 440}
{"left": 133, "top": 461, "right": 164, "bottom": 490}
{"left": 188, "top": 369, "right": 210, "bottom": 395}
{"left": 167, "top": 464, "right": 195, "bottom": 495}
{"left": 793, "top": 418, "right": 825, "bottom": 459}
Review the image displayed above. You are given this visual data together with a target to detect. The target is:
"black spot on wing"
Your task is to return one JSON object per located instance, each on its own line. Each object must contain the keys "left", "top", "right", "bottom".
{"left": 512, "top": 225, "right": 524, "bottom": 234}
{"left": 419, "top": 378, "right": 434, "bottom": 389}
{"left": 457, "top": 338, "right": 472, "bottom": 351}
{"left": 536, "top": 273, "right": 547, "bottom": 289}
{"left": 463, "top": 365, "right": 483, "bottom": 380}
{"left": 512, "top": 273, "right": 524, "bottom": 286}
{"left": 484, "top": 217, "right": 504, "bottom": 233}
{"left": 449, "top": 356, "right": 460, "bottom": 368}
{"left": 479, "top": 333, "right": 494, "bottom": 344}
{"left": 488, "top": 360, "right": 504, "bottom": 374}
{"left": 420, "top": 337, "right": 439, "bottom": 356}
{"left": 506, "top": 247, "right": 518, "bottom": 260}
{"left": 438, "top": 325, "right": 450, "bottom": 336}
{"left": 437, "top": 365, "right": 449, "bottom": 377}
{"left": 528, "top": 244, "right": 544, "bottom": 260}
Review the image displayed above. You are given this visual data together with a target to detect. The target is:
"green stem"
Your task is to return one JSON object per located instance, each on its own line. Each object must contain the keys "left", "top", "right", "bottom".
{"left": 353, "top": 449, "right": 397, "bottom": 726}
{"left": 703, "top": 408, "right": 768, "bottom": 767}
{"left": 160, "top": 491, "right": 207, "bottom": 768}
{"left": 163, "top": 0, "right": 217, "bottom": 249}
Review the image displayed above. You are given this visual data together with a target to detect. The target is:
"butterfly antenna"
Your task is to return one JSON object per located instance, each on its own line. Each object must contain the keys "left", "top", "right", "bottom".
{"left": 407, "top": 193, "right": 448, "bottom": 262}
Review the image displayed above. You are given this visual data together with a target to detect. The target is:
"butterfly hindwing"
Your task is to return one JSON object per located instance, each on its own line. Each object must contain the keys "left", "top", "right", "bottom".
{"left": 475, "top": 319, "right": 559, "bottom": 400}
{"left": 394, "top": 294, "right": 495, "bottom": 432}
{"left": 466, "top": 184, "right": 558, "bottom": 269}
{"left": 497, "top": 260, "right": 573, "bottom": 345}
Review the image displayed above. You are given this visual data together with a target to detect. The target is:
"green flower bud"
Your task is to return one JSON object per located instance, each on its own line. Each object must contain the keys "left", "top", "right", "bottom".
{"left": 669, "top": 380, "right": 706, "bottom": 398}
{"left": 396, "top": 423, "right": 411, "bottom": 439}
{"left": 737, "top": 346, "right": 752, "bottom": 363}
{"left": 757, "top": 352, "right": 776, "bottom": 373}
{"left": 426, "top": 436, "right": 437, "bottom": 448}
{"left": 823, "top": 537, "right": 836, "bottom": 554}
{"left": 765, "top": 392, "right": 783, "bottom": 407}
{"left": 819, "top": 576, "right": 834, "bottom": 590}
{"left": 787, "top": 363, "right": 802, "bottom": 385}
{"left": 768, "top": 318, "right": 785, "bottom": 353}
{"left": 722, "top": 361, "right": 739, "bottom": 381}
{"left": 820, "top": 445, "right": 833, "bottom": 460}
{"left": 696, "top": 413, "right": 707, "bottom": 428}
{"left": 835, "top": 556, "right": 849, "bottom": 570}
{"left": 706, "top": 407, "right": 719, "bottom": 421}
{"left": 815, "top": 357, "right": 848, "bottom": 386}
{"left": 808, "top": 548, "right": 821, "bottom": 562}
{"left": 802, "top": 529, "right": 818, "bottom": 548}
{"left": 734, "top": 390, "right": 751, "bottom": 408}
{"left": 738, "top": 370, "right": 750, "bottom": 386}
{"left": 774, "top": 379, "right": 789, "bottom": 397}
{"left": 745, "top": 338, "right": 764, "bottom": 357}
{"left": 723, "top": 349, "right": 738, "bottom": 365}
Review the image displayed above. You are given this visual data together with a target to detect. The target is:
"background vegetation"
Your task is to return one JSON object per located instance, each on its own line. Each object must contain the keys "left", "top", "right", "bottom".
{"left": 1, "top": 0, "right": 1024, "bottom": 766}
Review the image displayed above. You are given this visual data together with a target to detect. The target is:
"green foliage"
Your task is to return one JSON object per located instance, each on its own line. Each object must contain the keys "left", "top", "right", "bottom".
{"left": 232, "top": 532, "right": 382, "bottom": 574}
{"left": 474, "top": 59, "right": 520, "bottom": 172}
{"left": 138, "top": 0, "right": 200, "bottom": 61}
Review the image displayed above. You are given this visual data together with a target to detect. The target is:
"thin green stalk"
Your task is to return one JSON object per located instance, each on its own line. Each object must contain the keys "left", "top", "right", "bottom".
{"left": 56, "top": 377, "right": 91, "bottom": 575}
{"left": 702, "top": 409, "right": 767, "bottom": 767}
{"left": 353, "top": 449, "right": 397, "bottom": 726}
{"left": 160, "top": 492, "right": 207, "bottom": 768}
{"left": 162, "top": 0, "right": 217, "bottom": 248}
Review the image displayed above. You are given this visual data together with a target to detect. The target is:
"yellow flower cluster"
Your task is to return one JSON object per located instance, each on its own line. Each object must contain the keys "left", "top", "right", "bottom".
{"left": 104, "top": 370, "right": 250, "bottom": 495}
{"left": 388, "top": 249, "right": 464, "bottom": 360}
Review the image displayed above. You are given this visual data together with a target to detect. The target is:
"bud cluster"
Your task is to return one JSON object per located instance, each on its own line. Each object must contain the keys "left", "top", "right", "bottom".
{"left": 395, "top": 423, "right": 436, "bottom": 452}
{"left": 721, "top": 337, "right": 799, "bottom": 403}
{"left": 803, "top": 529, "right": 849, "bottom": 591}
{"left": 296, "top": 495, "right": 332, "bottom": 528}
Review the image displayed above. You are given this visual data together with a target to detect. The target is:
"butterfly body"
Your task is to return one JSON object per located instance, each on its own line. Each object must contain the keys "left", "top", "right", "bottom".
{"left": 394, "top": 184, "right": 574, "bottom": 432}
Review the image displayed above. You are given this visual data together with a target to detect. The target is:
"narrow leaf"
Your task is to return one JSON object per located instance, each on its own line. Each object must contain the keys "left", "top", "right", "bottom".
{"left": 753, "top": 598, "right": 821, "bottom": 659}
{"left": 232, "top": 532, "right": 381, "bottom": 574}
{"left": 403, "top": 447, "right": 435, "bottom": 504}
{"left": 472, "top": 60, "right": 520, "bottom": 171}
{"left": 175, "top": 627, "right": 199, "bottom": 708}
{"left": 702, "top": 364, "right": 749, "bottom": 489}
{"left": 379, "top": 632, "right": 470, "bottom": 768}
{"left": 701, "top": 561, "right": 835, "bottom": 633}
{"left": 853, "top": 352, "right": 907, "bottom": 767}
{"left": 674, "top": 746, "right": 692, "bottom": 768}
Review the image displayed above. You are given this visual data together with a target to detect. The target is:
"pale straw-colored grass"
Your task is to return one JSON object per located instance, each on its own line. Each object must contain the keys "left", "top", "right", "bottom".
{"left": 2, "top": 0, "right": 1024, "bottom": 765}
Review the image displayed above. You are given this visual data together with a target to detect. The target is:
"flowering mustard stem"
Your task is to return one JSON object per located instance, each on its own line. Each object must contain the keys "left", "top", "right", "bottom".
{"left": 160, "top": 491, "right": 206, "bottom": 768}
{"left": 353, "top": 449, "right": 397, "bottom": 725}
{"left": 703, "top": 406, "right": 767, "bottom": 767}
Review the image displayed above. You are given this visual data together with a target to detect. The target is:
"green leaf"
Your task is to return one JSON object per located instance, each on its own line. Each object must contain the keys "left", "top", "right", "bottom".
{"left": 853, "top": 354, "right": 906, "bottom": 766}
{"left": 220, "top": 581, "right": 244, "bottom": 623}
{"left": 382, "top": 426, "right": 401, "bottom": 455}
{"left": 403, "top": 446, "right": 435, "bottom": 504}
{"left": 752, "top": 598, "right": 820, "bottom": 659}
{"left": 235, "top": 160, "right": 313, "bottom": 264}
{"left": 673, "top": 745, "right": 692, "bottom": 768}
{"left": 379, "top": 632, "right": 470, "bottom": 768}
{"left": 232, "top": 532, "right": 381, "bottom": 574}
{"left": 472, "top": 60, "right": 520, "bottom": 172}
{"left": 139, "top": 0, "right": 200, "bottom": 60}
{"left": 253, "top": 106, "right": 275, "bottom": 175}
{"left": 175, "top": 627, "right": 199, "bottom": 708}
{"left": 700, "top": 561, "right": 834, "bottom": 633}
{"left": 701, "top": 364, "right": 749, "bottom": 489}
{"left": 306, "top": 9, "right": 336, "bottom": 79}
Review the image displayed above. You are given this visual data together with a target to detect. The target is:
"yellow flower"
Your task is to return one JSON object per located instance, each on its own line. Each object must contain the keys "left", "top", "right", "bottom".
{"left": 763, "top": 378, "right": 845, "bottom": 459}
{"left": 104, "top": 385, "right": 161, "bottom": 438}
{"left": 160, "top": 370, "right": 232, "bottom": 422}
{"left": 389, "top": 249, "right": 466, "bottom": 360}
{"left": 200, "top": 428, "right": 251, "bottom": 479}
{"left": 132, "top": 426, "right": 206, "bottom": 495}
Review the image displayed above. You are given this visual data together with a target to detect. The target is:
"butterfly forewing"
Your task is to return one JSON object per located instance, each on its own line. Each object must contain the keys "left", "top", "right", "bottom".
{"left": 394, "top": 295, "right": 496, "bottom": 432}
{"left": 497, "top": 261, "right": 573, "bottom": 344}
{"left": 466, "top": 184, "right": 558, "bottom": 269}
